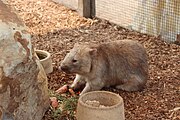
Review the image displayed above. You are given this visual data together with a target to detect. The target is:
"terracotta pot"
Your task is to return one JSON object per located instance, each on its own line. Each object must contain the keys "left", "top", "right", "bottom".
{"left": 76, "top": 91, "right": 125, "bottom": 120}
{"left": 35, "top": 50, "right": 53, "bottom": 74}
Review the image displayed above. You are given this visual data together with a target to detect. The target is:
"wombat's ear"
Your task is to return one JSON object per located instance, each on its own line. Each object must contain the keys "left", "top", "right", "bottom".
{"left": 89, "top": 48, "right": 97, "bottom": 56}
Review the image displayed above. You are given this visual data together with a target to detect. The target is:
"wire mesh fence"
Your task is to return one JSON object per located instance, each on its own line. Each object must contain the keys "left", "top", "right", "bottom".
{"left": 54, "top": 0, "right": 180, "bottom": 43}
{"left": 95, "top": 0, "right": 180, "bottom": 43}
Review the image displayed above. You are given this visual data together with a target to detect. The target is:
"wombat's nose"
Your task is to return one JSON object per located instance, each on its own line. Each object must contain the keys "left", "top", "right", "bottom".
{"left": 60, "top": 65, "right": 69, "bottom": 72}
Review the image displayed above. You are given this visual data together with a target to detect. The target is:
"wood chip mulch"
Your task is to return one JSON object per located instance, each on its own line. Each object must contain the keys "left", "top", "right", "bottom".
{"left": 6, "top": 0, "right": 180, "bottom": 119}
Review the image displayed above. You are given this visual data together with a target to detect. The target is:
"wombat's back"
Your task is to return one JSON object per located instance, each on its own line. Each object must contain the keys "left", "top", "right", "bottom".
{"left": 95, "top": 40, "right": 148, "bottom": 86}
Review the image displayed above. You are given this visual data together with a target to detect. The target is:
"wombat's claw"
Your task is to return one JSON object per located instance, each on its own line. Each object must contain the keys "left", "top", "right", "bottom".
{"left": 70, "top": 84, "right": 76, "bottom": 89}
{"left": 70, "top": 84, "right": 80, "bottom": 91}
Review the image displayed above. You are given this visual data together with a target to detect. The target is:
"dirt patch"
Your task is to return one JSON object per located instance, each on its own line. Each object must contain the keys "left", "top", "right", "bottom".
{"left": 6, "top": 0, "right": 180, "bottom": 120}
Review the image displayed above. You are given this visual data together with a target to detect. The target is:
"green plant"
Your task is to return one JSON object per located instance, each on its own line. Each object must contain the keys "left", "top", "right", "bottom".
{"left": 49, "top": 90, "right": 78, "bottom": 120}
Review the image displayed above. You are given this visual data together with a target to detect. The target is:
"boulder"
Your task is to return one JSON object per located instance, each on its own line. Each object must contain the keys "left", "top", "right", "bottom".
{"left": 0, "top": 1, "right": 49, "bottom": 120}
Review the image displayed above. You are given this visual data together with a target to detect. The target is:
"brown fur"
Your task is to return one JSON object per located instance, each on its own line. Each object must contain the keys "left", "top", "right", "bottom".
{"left": 60, "top": 39, "right": 148, "bottom": 95}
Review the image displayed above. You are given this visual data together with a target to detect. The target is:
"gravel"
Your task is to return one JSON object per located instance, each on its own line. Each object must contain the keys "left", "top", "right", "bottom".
{"left": 6, "top": 0, "right": 180, "bottom": 119}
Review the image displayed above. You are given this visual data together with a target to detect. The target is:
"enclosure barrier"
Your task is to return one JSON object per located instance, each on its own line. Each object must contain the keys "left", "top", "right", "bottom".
{"left": 53, "top": 0, "right": 180, "bottom": 43}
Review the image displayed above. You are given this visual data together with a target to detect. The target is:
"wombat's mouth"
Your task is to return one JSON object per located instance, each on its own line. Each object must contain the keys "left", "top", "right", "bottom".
{"left": 60, "top": 66, "right": 73, "bottom": 74}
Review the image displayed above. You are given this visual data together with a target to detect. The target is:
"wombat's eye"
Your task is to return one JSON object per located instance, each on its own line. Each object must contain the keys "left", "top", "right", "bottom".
{"left": 72, "top": 59, "right": 77, "bottom": 63}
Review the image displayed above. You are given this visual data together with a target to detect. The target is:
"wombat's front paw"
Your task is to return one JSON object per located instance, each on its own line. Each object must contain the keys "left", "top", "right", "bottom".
{"left": 70, "top": 82, "right": 85, "bottom": 91}
{"left": 71, "top": 80, "right": 86, "bottom": 90}
{"left": 70, "top": 83, "right": 76, "bottom": 90}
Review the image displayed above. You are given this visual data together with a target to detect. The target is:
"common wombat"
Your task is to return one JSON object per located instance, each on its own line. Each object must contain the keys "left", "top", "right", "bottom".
{"left": 60, "top": 39, "right": 148, "bottom": 95}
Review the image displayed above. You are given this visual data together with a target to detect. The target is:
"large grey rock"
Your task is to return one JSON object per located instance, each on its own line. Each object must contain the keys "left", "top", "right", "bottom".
{"left": 0, "top": 1, "right": 49, "bottom": 120}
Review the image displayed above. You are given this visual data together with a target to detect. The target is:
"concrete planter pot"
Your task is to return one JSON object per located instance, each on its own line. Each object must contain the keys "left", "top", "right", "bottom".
{"left": 76, "top": 91, "right": 125, "bottom": 120}
{"left": 35, "top": 50, "right": 53, "bottom": 74}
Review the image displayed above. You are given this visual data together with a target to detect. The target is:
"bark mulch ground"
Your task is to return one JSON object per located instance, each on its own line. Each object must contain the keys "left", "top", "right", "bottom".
{"left": 7, "top": 0, "right": 180, "bottom": 119}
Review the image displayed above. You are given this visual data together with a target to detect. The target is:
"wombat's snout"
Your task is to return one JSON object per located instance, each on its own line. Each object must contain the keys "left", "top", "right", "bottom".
{"left": 60, "top": 65, "right": 70, "bottom": 73}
